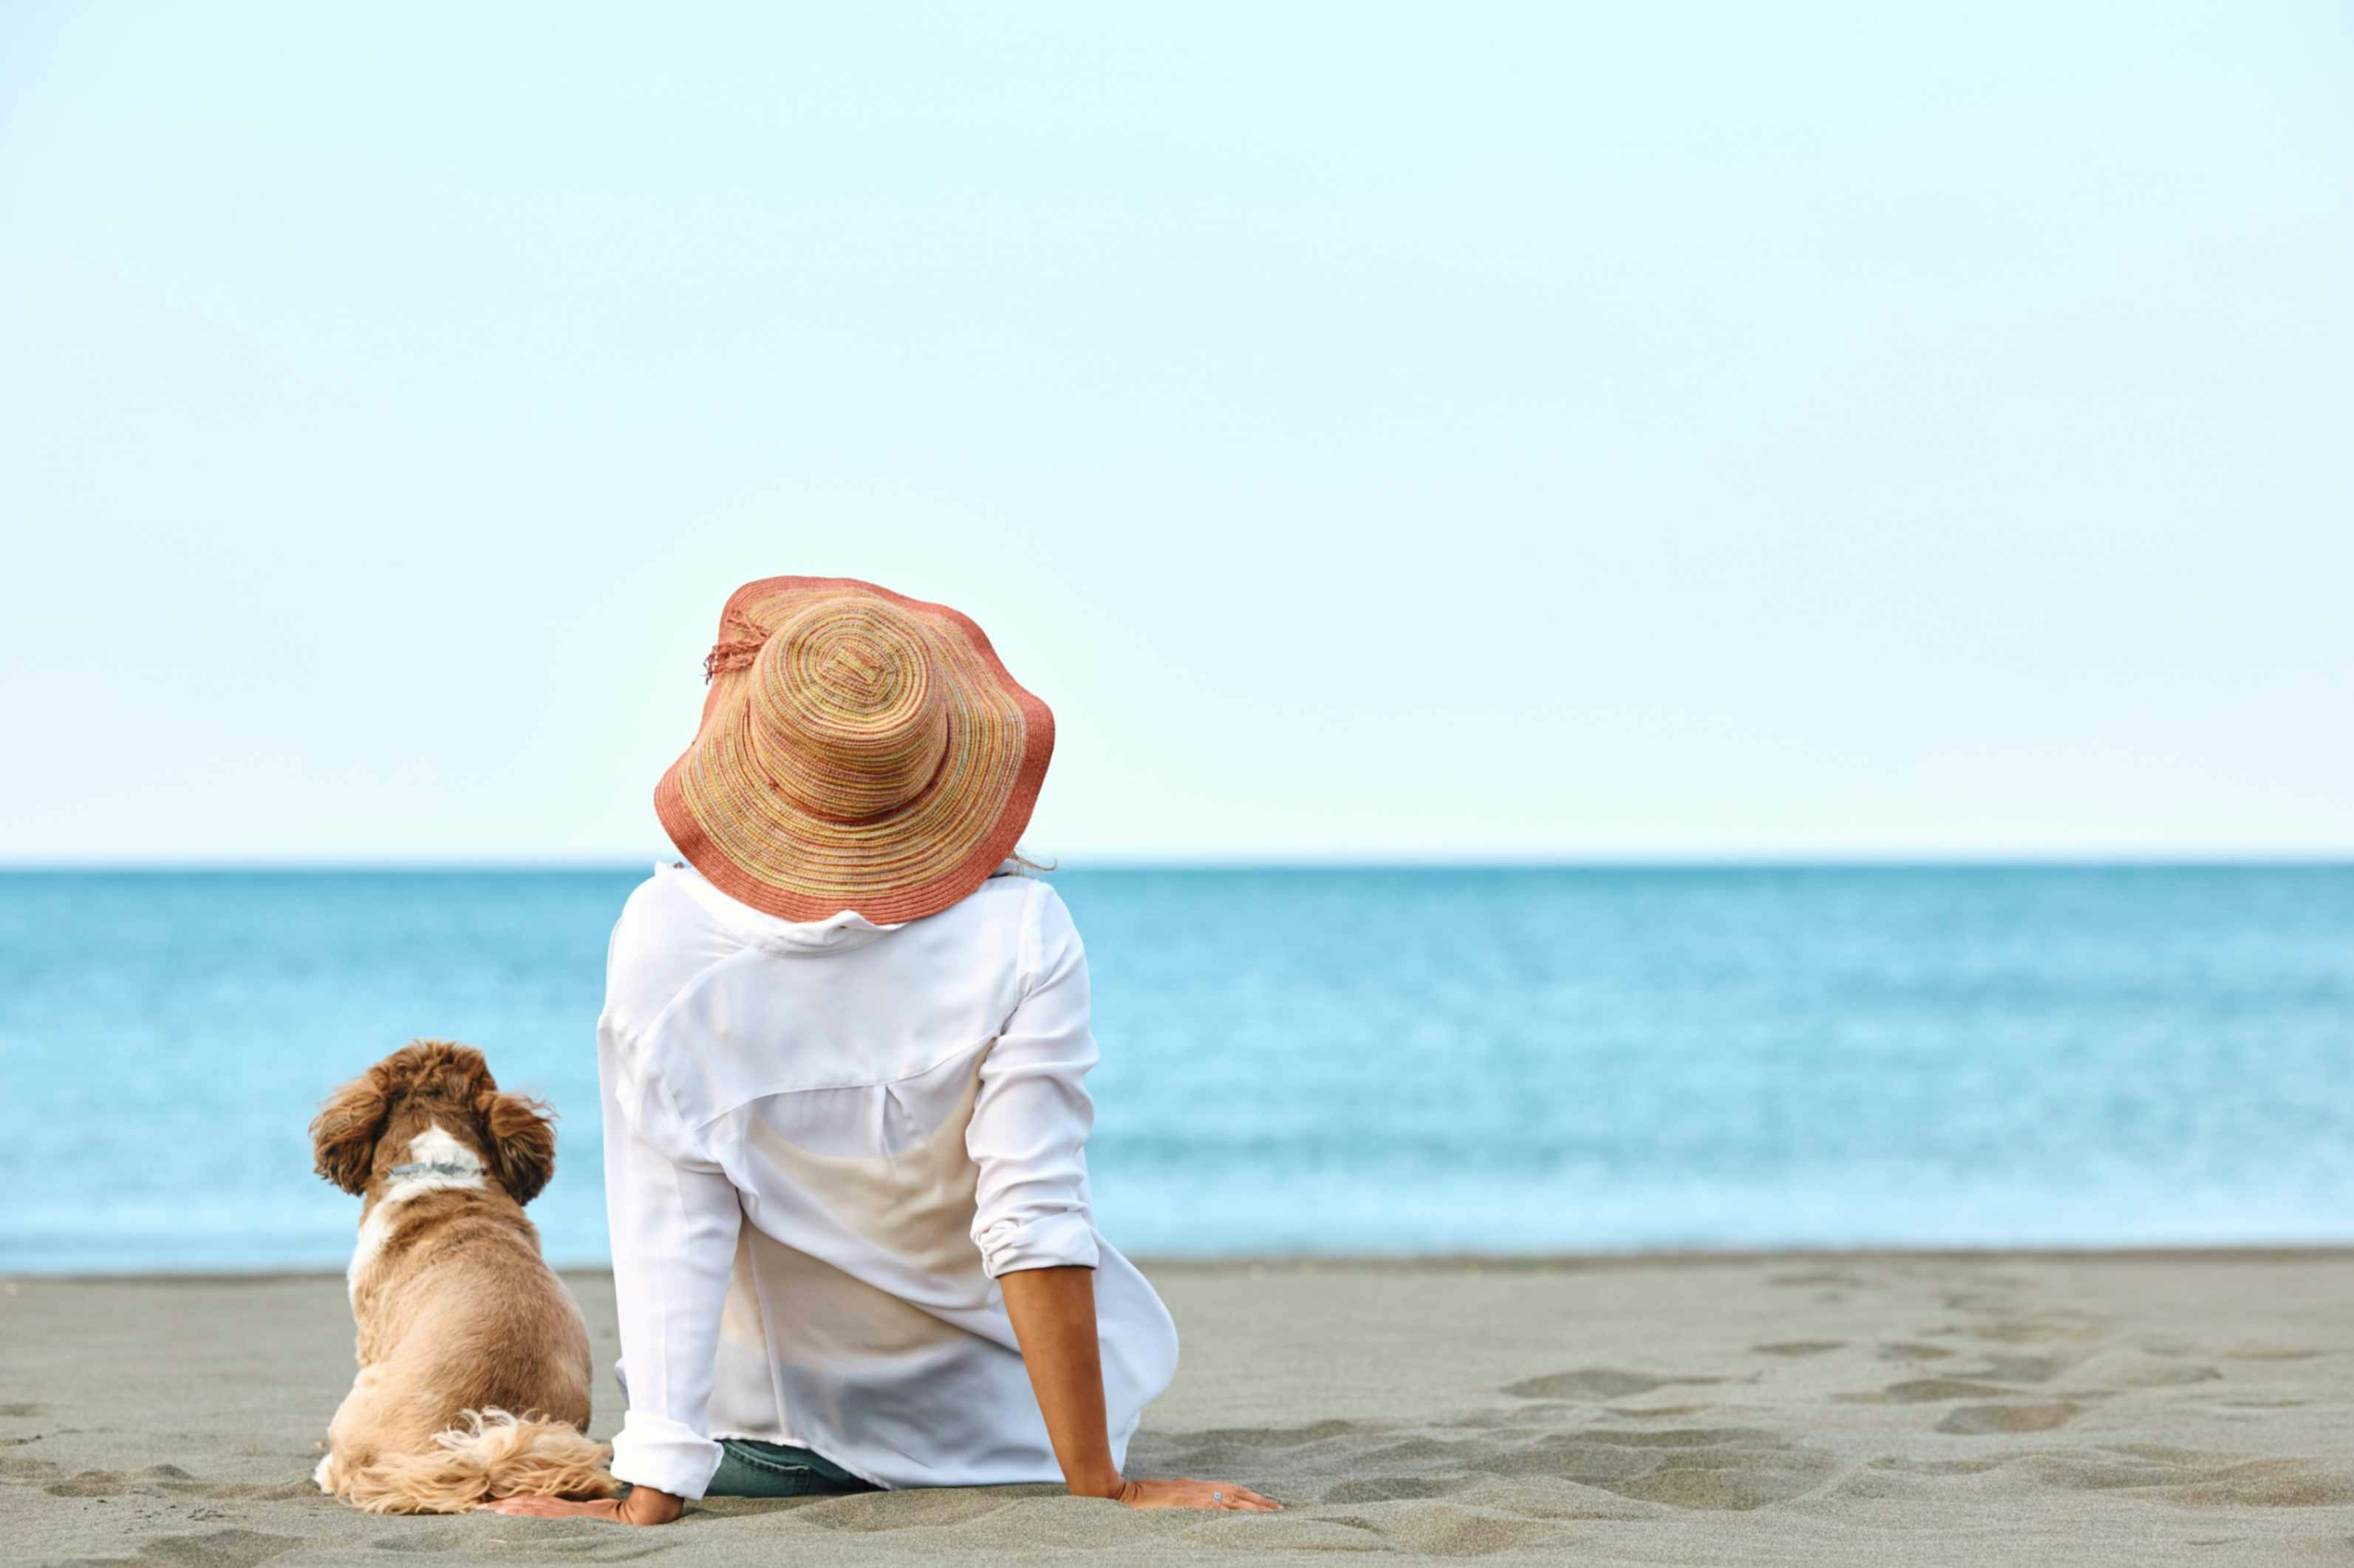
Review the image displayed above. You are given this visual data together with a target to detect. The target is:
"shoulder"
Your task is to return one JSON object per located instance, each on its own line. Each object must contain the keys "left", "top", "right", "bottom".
{"left": 603, "top": 864, "right": 740, "bottom": 1030}
{"left": 894, "top": 870, "right": 1083, "bottom": 992}
{"left": 1011, "top": 876, "right": 1085, "bottom": 989}
{"left": 608, "top": 862, "right": 716, "bottom": 958}
{"left": 972, "top": 868, "right": 1079, "bottom": 944}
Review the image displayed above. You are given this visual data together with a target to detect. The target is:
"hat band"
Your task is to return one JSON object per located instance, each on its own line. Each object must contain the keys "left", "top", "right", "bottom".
{"left": 704, "top": 635, "right": 768, "bottom": 683}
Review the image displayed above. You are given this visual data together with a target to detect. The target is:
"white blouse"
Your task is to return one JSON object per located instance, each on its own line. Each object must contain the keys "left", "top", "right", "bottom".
{"left": 596, "top": 859, "right": 1178, "bottom": 1497}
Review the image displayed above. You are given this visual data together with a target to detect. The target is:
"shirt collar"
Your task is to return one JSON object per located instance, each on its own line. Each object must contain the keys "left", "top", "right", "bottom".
{"left": 655, "top": 859, "right": 912, "bottom": 953}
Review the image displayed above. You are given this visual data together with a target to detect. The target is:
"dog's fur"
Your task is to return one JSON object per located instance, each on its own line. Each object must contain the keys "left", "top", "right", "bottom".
{"left": 310, "top": 1040, "right": 618, "bottom": 1513}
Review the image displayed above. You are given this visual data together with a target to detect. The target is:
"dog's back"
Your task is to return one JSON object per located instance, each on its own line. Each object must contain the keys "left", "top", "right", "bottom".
{"left": 311, "top": 1042, "right": 618, "bottom": 1513}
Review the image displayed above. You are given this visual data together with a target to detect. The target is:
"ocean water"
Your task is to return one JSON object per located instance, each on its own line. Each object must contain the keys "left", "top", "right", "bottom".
{"left": 1, "top": 865, "right": 2349, "bottom": 1275}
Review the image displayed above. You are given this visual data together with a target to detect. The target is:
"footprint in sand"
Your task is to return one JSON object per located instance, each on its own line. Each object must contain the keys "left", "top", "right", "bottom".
{"left": 1161, "top": 1418, "right": 1359, "bottom": 1473}
{"left": 1308, "top": 1504, "right": 1571, "bottom": 1559}
{"left": 1320, "top": 1474, "right": 1464, "bottom": 1504}
{"left": 2029, "top": 1445, "right": 2354, "bottom": 1507}
{"left": 1866, "top": 1456, "right": 2010, "bottom": 1477}
{"left": 1961, "top": 1354, "right": 2063, "bottom": 1384}
{"left": 47, "top": 1528, "right": 301, "bottom": 1568}
{"left": 1936, "top": 1402, "right": 2082, "bottom": 1435}
{"left": 1838, "top": 1378, "right": 2019, "bottom": 1405}
{"left": 1502, "top": 1368, "right": 1725, "bottom": 1400}
{"left": 788, "top": 1487, "right": 1024, "bottom": 1532}
{"left": 1476, "top": 1426, "right": 1838, "bottom": 1511}
{"left": 47, "top": 1469, "right": 133, "bottom": 1497}
{"left": 1752, "top": 1340, "right": 1845, "bottom": 1357}
{"left": 1767, "top": 1269, "right": 1864, "bottom": 1289}
{"left": 1877, "top": 1342, "right": 1954, "bottom": 1362}
{"left": 1940, "top": 1290, "right": 2016, "bottom": 1313}
{"left": 1183, "top": 1514, "right": 1400, "bottom": 1553}
{"left": 1971, "top": 1318, "right": 2108, "bottom": 1345}
{"left": 0, "top": 1404, "right": 45, "bottom": 1419}
{"left": 2110, "top": 1362, "right": 2222, "bottom": 1388}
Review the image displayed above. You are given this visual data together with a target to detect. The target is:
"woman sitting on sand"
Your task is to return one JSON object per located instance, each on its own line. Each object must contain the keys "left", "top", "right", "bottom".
{"left": 492, "top": 578, "right": 1277, "bottom": 1526}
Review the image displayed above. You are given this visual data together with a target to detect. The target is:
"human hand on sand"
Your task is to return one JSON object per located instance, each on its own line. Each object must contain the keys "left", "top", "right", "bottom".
{"left": 481, "top": 1478, "right": 1275, "bottom": 1519}
{"left": 486, "top": 1487, "right": 683, "bottom": 1526}
{"left": 1111, "top": 1476, "right": 1280, "bottom": 1511}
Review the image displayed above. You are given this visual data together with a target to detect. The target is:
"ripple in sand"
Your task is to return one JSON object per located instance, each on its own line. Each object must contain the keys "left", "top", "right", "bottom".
{"left": 1501, "top": 1368, "right": 1724, "bottom": 1400}
{"left": 1867, "top": 1456, "right": 2011, "bottom": 1476}
{"left": 64, "top": 1528, "right": 303, "bottom": 1568}
{"left": 1970, "top": 1318, "right": 2108, "bottom": 1345}
{"left": 790, "top": 1485, "right": 1030, "bottom": 1532}
{"left": 1322, "top": 1474, "right": 1469, "bottom": 1503}
{"left": 1839, "top": 1378, "right": 2019, "bottom": 1405}
{"left": 1345, "top": 1503, "right": 1573, "bottom": 1558}
{"left": 1752, "top": 1340, "right": 1845, "bottom": 1357}
{"left": 1181, "top": 1514, "right": 1392, "bottom": 1552}
{"left": 1960, "top": 1354, "right": 2064, "bottom": 1384}
{"left": 1766, "top": 1269, "right": 1863, "bottom": 1289}
{"left": 2111, "top": 1362, "right": 2222, "bottom": 1388}
{"left": 1580, "top": 1427, "right": 1774, "bottom": 1449}
{"left": 1474, "top": 1427, "right": 1835, "bottom": 1511}
{"left": 1363, "top": 1436, "right": 1475, "bottom": 1464}
{"left": 1877, "top": 1342, "right": 1954, "bottom": 1362}
{"left": 2026, "top": 1446, "right": 2354, "bottom": 1507}
{"left": 1936, "top": 1402, "right": 2083, "bottom": 1434}
{"left": 1167, "top": 1418, "right": 1365, "bottom": 1473}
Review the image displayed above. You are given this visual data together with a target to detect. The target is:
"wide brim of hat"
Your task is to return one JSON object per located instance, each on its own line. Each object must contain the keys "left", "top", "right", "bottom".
{"left": 654, "top": 576, "right": 1054, "bottom": 925}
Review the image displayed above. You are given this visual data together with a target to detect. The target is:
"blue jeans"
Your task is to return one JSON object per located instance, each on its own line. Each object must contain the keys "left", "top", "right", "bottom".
{"left": 613, "top": 1363, "right": 875, "bottom": 1499}
{"left": 703, "top": 1438, "right": 879, "bottom": 1499}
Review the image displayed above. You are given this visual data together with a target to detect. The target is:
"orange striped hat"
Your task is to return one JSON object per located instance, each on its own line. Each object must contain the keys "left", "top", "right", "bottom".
{"left": 654, "top": 576, "right": 1053, "bottom": 924}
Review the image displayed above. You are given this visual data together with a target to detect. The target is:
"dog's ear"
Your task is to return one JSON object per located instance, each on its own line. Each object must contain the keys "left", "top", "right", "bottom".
{"left": 478, "top": 1089, "right": 556, "bottom": 1207}
{"left": 311, "top": 1069, "right": 390, "bottom": 1195}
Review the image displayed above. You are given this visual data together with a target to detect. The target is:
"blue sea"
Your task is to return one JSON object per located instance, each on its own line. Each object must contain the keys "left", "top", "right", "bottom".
{"left": 2, "top": 866, "right": 2350, "bottom": 1275}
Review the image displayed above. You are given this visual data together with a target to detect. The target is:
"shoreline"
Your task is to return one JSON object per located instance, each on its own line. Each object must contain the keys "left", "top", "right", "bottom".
{"left": 10, "top": 1241, "right": 2354, "bottom": 1286}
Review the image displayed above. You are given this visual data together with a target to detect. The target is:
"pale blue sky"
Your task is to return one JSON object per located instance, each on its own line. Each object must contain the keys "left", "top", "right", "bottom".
{"left": 3, "top": 3, "right": 2348, "bottom": 862}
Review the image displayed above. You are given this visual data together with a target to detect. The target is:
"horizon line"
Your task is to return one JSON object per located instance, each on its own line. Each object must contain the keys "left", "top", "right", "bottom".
{"left": 3, "top": 851, "right": 2351, "bottom": 874}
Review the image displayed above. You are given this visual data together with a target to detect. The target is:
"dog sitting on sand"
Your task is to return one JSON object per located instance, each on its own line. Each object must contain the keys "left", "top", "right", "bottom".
{"left": 309, "top": 1040, "right": 618, "bottom": 1513}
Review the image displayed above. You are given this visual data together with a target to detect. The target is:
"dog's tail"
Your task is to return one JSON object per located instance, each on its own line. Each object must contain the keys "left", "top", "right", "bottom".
{"left": 325, "top": 1408, "right": 621, "bottom": 1515}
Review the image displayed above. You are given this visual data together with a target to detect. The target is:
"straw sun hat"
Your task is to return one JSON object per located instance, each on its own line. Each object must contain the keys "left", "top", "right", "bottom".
{"left": 654, "top": 576, "right": 1054, "bottom": 924}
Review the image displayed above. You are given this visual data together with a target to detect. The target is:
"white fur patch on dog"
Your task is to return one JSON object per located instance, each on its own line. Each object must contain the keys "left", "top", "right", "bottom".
{"left": 314, "top": 1452, "right": 335, "bottom": 1493}
{"left": 348, "top": 1124, "right": 488, "bottom": 1300}
{"left": 403, "top": 1124, "right": 488, "bottom": 1183}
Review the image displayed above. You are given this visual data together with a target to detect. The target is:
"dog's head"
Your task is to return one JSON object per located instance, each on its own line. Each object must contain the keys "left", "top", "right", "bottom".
{"left": 310, "top": 1040, "right": 556, "bottom": 1205}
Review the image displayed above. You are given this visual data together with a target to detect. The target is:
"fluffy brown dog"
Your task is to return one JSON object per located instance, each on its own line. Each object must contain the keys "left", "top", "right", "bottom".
{"left": 310, "top": 1040, "right": 618, "bottom": 1513}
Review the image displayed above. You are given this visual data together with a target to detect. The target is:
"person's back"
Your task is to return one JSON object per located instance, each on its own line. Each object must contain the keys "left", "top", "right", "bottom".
{"left": 596, "top": 856, "right": 1178, "bottom": 1491}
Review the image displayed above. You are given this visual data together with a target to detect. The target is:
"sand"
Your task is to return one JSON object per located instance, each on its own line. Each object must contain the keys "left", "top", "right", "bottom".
{"left": 4, "top": 1252, "right": 2352, "bottom": 1566}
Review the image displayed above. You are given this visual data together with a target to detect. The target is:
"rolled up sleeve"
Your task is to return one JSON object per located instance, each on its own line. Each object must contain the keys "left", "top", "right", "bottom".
{"left": 967, "top": 884, "right": 1104, "bottom": 1278}
{"left": 598, "top": 1028, "right": 741, "bottom": 1499}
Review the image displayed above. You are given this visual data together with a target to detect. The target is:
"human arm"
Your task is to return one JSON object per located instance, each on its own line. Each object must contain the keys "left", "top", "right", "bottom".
{"left": 971, "top": 887, "right": 1276, "bottom": 1513}
{"left": 999, "top": 1266, "right": 1277, "bottom": 1511}
{"left": 488, "top": 1487, "right": 682, "bottom": 1524}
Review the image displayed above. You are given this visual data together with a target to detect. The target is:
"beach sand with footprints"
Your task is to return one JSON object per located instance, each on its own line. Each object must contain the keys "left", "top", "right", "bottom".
{"left": 6, "top": 1252, "right": 2351, "bottom": 1565}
